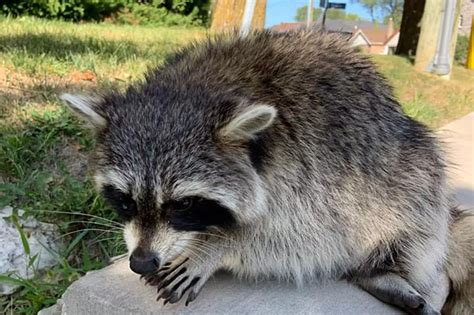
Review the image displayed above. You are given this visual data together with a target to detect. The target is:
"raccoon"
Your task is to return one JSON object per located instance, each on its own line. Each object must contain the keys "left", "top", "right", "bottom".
{"left": 61, "top": 30, "right": 473, "bottom": 314}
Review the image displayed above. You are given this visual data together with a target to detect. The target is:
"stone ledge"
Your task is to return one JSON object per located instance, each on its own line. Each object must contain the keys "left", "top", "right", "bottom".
{"left": 39, "top": 259, "right": 402, "bottom": 315}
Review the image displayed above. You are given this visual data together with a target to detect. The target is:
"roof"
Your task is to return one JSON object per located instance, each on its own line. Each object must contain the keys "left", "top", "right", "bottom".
{"left": 359, "top": 27, "right": 391, "bottom": 44}
{"left": 314, "top": 19, "right": 378, "bottom": 33}
{"left": 350, "top": 30, "right": 371, "bottom": 46}
{"left": 270, "top": 22, "right": 305, "bottom": 33}
{"left": 269, "top": 19, "right": 399, "bottom": 47}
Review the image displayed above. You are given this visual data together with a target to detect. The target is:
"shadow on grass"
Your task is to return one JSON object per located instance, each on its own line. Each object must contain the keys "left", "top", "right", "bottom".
{"left": 394, "top": 54, "right": 416, "bottom": 65}
{"left": 0, "top": 81, "right": 106, "bottom": 119}
{"left": 0, "top": 33, "right": 163, "bottom": 62}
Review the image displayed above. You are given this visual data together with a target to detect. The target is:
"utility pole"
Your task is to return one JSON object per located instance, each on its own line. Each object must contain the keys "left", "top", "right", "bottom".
{"left": 241, "top": 0, "right": 258, "bottom": 36}
{"left": 414, "top": 0, "right": 462, "bottom": 79}
{"left": 307, "top": 0, "right": 314, "bottom": 29}
{"left": 321, "top": 2, "right": 328, "bottom": 30}
{"left": 431, "top": 0, "right": 457, "bottom": 75}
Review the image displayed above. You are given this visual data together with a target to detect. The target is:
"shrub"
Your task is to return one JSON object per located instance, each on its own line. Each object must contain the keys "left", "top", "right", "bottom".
{"left": 455, "top": 35, "right": 469, "bottom": 65}
{"left": 114, "top": 3, "right": 201, "bottom": 26}
{"left": 0, "top": 0, "right": 126, "bottom": 21}
{"left": 0, "top": 0, "right": 210, "bottom": 25}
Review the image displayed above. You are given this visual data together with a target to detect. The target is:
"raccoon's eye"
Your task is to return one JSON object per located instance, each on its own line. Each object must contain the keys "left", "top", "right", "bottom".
{"left": 173, "top": 197, "right": 193, "bottom": 211}
{"left": 167, "top": 197, "right": 236, "bottom": 231}
{"left": 102, "top": 185, "right": 137, "bottom": 220}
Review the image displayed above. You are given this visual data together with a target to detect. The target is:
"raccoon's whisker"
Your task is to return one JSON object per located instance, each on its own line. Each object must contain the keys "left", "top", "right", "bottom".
{"left": 186, "top": 242, "right": 221, "bottom": 252}
{"left": 36, "top": 210, "right": 124, "bottom": 227}
{"left": 170, "top": 243, "right": 203, "bottom": 266}
{"left": 88, "top": 236, "right": 125, "bottom": 247}
{"left": 185, "top": 241, "right": 220, "bottom": 256}
{"left": 111, "top": 242, "right": 127, "bottom": 254}
{"left": 192, "top": 232, "right": 235, "bottom": 243}
{"left": 173, "top": 241, "right": 207, "bottom": 262}
{"left": 109, "top": 253, "right": 128, "bottom": 263}
{"left": 89, "top": 230, "right": 109, "bottom": 244}
{"left": 179, "top": 238, "right": 225, "bottom": 254}
{"left": 182, "top": 251, "right": 202, "bottom": 266}
{"left": 64, "top": 220, "right": 124, "bottom": 229}
{"left": 55, "top": 228, "right": 122, "bottom": 241}
{"left": 181, "top": 243, "right": 214, "bottom": 260}
{"left": 179, "top": 238, "right": 233, "bottom": 249}
{"left": 173, "top": 242, "right": 209, "bottom": 264}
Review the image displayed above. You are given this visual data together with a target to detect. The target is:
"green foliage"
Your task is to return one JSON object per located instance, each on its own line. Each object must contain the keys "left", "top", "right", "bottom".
{"left": 354, "top": 0, "right": 403, "bottom": 26}
{"left": 0, "top": 0, "right": 210, "bottom": 26}
{"left": 295, "top": 6, "right": 363, "bottom": 22}
{"left": 455, "top": 35, "right": 469, "bottom": 65}
{"left": 115, "top": 2, "right": 202, "bottom": 26}
{"left": 0, "top": 0, "right": 126, "bottom": 21}
{"left": 295, "top": 6, "right": 322, "bottom": 22}
{"left": 0, "top": 17, "right": 204, "bottom": 314}
{"left": 0, "top": 107, "right": 125, "bottom": 314}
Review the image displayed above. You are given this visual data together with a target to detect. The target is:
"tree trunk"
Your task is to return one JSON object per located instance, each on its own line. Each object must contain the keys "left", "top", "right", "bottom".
{"left": 395, "top": 0, "right": 426, "bottom": 56}
{"left": 210, "top": 0, "right": 267, "bottom": 32}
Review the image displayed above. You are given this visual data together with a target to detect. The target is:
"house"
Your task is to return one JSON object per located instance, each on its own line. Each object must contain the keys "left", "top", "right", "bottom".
{"left": 459, "top": 0, "right": 474, "bottom": 36}
{"left": 349, "top": 19, "right": 399, "bottom": 55}
{"left": 270, "top": 19, "right": 400, "bottom": 55}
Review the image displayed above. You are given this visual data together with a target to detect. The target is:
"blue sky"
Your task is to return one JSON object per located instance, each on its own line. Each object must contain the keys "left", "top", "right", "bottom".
{"left": 265, "top": 0, "right": 373, "bottom": 27}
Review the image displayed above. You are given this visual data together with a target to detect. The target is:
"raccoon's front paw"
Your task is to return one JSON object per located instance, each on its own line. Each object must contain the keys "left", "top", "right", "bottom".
{"left": 145, "top": 257, "right": 215, "bottom": 306}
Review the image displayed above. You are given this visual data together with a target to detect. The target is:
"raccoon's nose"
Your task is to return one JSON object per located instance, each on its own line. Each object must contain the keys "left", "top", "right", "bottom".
{"left": 129, "top": 247, "right": 160, "bottom": 275}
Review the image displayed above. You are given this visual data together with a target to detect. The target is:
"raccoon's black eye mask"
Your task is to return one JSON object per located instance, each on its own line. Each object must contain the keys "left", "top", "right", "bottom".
{"left": 102, "top": 185, "right": 137, "bottom": 220}
{"left": 163, "top": 197, "right": 236, "bottom": 232}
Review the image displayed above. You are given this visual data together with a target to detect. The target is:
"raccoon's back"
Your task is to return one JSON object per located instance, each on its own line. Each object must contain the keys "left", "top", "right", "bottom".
{"left": 146, "top": 30, "right": 441, "bottom": 180}
{"left": 153, "top": 30, "right": 408, "bottom": 135}
{"left": 157, "top": 31, "right": 395, "bottom": 107}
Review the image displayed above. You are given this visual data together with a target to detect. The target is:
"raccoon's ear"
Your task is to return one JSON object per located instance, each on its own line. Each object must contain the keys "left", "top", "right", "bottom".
{"left": 220, "top": 105, "right": 277, "bottom": 141}
{"left": 60, "top": 93, "right": 106, "bottom": 128}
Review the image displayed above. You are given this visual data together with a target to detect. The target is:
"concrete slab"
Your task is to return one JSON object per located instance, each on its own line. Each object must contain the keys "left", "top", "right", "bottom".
{"left": 40, "top": 113, "right": 474, "bottom": 315}
{"left": 39, "top": 259, "right": 402, "bottom": 315}
{"left": 439, "top": 112, "right": 474, "bottom": 209}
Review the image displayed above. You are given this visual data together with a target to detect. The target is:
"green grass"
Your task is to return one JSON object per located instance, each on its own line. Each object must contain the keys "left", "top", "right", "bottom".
{"left": 0, "top": 16, "right": 473, "bottom": 314}
{"left": 372, "top": 55, "right": 474, "bottom": 128}
{"left": 0, "top": 16, "right": 205, "bottom": 314}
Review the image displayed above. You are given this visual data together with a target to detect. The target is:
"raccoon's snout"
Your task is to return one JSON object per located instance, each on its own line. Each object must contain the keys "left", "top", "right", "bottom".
{"left": 129, "top": 247, "right": 160, "bottom": 275}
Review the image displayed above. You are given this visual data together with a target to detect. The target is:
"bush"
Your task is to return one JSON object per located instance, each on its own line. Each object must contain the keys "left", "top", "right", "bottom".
{"left": 0, "top": 0, "right": 210, "bottom": 25}
{"left": 0, "top": 0, "right": 126, "bottom": 21}
{"left": 114, "top": 3, "right": 201, "bottom": 26}
{"left": 455, "top": 35, "right": 469, "bottom": 65}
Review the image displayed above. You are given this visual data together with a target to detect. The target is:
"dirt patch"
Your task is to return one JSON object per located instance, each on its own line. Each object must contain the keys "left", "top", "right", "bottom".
{"left": 51, "top": 140, "right": 91, "bottom": 180}
{"left": 68, "top": 70, "right": 97, "bottom": 83}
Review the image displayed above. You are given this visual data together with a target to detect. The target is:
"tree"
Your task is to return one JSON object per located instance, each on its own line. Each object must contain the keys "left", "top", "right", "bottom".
{"left": 294, "top": 6, "right": 361, "bottom": 22}
{"left": 295, "top": 6, "right": 323, "bottom": 22}
{"left": 380, "top": 0, "right": 403, "bottom": 26}
{"left": 357, "top": 0, "right": 378, "bottom": 21}
{"left": 395, "top": 0, "right": 425, "bottom": 55}
{"left": 211, "top": 0, "right": 267, "bottom": 32}
{"left": 355, "top": 0, "right": 404, "bottom": 26}
{"left": 326, "top": 8, "right": 348, "bottom": 20}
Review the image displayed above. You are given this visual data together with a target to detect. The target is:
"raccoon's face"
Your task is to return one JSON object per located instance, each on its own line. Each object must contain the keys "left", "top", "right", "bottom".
{"left": 61, "top": 91, "right": 276, "bottom": 275}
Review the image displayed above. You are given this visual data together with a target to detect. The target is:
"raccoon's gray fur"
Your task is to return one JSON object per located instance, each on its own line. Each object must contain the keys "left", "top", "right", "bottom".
{"left": 62, "top": 30, "right": 473, "bottom": 314}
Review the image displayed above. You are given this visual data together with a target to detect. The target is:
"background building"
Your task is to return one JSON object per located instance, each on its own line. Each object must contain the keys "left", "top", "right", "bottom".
{"left": 459, "top": 0, "right": 474, "bottom": 36}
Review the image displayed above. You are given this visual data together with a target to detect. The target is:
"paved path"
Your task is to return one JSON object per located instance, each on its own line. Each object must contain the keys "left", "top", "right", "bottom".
{"left": 439, "top": 112, "right": 474, "bottom": 209}
{"left": 40, "top": 113, "right": 474, "bottom": 315}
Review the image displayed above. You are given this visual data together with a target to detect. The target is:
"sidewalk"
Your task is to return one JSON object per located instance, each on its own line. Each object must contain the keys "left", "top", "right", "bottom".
{"left": 439, "top": 112, "right": 474, "bottom": 210}
{"left": 40, "top": 113, "right": 474, "bottom": 315}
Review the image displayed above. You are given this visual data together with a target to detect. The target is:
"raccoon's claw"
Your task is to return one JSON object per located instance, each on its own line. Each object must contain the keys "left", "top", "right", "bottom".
{"left": 153, "top": 257, "right": 211, "bottom": 306}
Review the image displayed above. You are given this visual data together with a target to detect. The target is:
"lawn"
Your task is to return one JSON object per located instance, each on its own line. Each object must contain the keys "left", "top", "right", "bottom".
{"left": 0, "top": 16, "right": 473, "bottom": 314}
{"left": 373, "top": 55, "right": 474, "bottom": 128}
{"left": 0, "top": 17, "right": 205, "bottom": 314}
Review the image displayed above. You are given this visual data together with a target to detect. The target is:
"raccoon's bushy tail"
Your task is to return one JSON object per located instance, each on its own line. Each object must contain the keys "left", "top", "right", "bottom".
{"left": 442, "top": 207, "right": 474, "bottom": 314}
